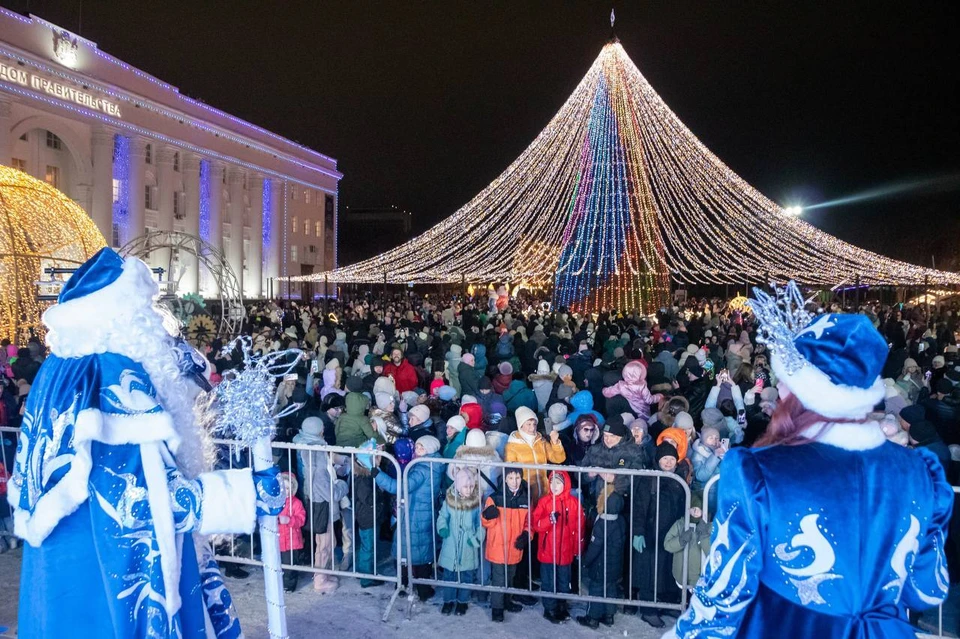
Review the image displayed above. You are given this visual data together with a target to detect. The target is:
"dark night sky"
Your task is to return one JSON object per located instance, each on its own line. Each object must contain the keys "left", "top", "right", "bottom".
{"left": 6, "top": 1, "right": 960, "bottom": 267}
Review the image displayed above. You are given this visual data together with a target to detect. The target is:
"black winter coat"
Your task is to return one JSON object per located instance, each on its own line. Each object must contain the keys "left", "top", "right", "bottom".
{"left": 583, "top": 513, "right": 626, "bottom": 588}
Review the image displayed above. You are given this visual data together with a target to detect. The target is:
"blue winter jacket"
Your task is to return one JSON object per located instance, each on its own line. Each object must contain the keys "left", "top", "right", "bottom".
{"left": 376, "top": 452, "right": 444, "bottom": 565}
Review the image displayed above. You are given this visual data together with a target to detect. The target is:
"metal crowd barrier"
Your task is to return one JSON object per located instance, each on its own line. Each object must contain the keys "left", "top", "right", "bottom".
{"left": 0, "top": 427, "right": 17, "bottom": 548}
{"left": 400, "top": 456, "right": 693, "bottom": 619}
{"left": 211, "top": 438, "right": 405, "bottom": 621}
{"left": 700, "top": 473, "right": 958, "bottom": 638}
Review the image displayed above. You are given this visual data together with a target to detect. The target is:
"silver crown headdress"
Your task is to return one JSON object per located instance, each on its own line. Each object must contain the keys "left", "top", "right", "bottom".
{"left": 747, "top": 281, "right": 816, "bottom": 376}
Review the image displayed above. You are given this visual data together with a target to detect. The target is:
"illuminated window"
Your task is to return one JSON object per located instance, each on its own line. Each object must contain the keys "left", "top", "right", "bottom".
{"left": 45, "top": 131, "right": 62, "bottom": 150}
{"left": 303, "top": 220, "right": 309, "bottom": 235}
{"left": 45, "top": 165, "right": 59, "bottom": 188}
{"left": 315, "top": 221, "right": 321, "bottom": 237}
{"left": 12, "top": 158, "right": 26, "bottom": 172}
{"left": 144, "top": 143, "right": 152, "bottom": 164}
{"left": 305, "top": 190, "right": 311, "bottom": 204}
{"left": 291, "top": 216, "right": 298, "bottom": 234}
{"left": 112, "top": 178, "right": 120, "bottom": 202}
{"left": 290, "top": 245, "right": 298, "bottom": 262}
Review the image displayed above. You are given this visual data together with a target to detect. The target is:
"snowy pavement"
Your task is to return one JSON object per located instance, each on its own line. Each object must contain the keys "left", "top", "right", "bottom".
{"left": 1, "top": 547, "right": 956, "bottom": 638}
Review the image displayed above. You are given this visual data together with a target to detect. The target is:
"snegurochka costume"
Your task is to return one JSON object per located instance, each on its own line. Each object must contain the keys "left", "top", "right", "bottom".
{"left": 671, "top": 283, "right": 952, "bottom": 639}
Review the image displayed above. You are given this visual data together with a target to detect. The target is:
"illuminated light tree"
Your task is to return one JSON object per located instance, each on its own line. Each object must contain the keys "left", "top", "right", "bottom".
{"left": 0, "top": 165, "right": 107, "bottom": 342}
{"left": 289, "top": 41, "right": 960, "bottom": 313}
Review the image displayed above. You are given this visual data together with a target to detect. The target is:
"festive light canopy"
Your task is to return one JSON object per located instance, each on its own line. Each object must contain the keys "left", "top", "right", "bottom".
{"left": 0, "top": 166, "right": 107, "bottom": 342}
{"left": 291, "top": 41, "right": 960, "bottom": 311}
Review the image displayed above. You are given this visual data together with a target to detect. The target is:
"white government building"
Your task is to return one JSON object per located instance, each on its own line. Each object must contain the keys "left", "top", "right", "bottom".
{"left": 0, "top": 10, "right": 341, "bottom": 299}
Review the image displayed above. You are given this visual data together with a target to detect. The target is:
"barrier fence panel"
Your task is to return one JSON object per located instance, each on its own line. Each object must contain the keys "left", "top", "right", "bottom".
{"left": 701, "top": 473, "right": 958, "bottom": 639}
{"left": 211, "top": 438, "right": 405, "bottom": 622}
{"left": 1, "top": 427, "right": 17, "bottom": 548}
{"left": 400, "top": 456, "right": 693, "bottom": 620}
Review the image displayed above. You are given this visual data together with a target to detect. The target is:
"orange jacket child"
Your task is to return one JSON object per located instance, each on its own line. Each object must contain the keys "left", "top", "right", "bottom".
{"left": 482, "top": 468, "right": 530, "bottom": 566}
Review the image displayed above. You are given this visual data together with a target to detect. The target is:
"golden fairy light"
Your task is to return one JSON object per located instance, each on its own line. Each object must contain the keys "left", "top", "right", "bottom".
{"left": 0, "top": 166, "right": 107, "bottom": 343}
{"left": 285, "top": 41, "right": 960, "bottom": 293}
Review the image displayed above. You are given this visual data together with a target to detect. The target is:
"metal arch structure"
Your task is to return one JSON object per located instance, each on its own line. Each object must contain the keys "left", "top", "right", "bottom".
{"left": 119, "top": 231, "right": 246, "bottom": 337}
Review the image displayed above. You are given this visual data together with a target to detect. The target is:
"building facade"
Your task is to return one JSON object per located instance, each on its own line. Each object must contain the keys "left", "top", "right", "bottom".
{"left": 0, "top": 10, "right": 341, "bottom": 299}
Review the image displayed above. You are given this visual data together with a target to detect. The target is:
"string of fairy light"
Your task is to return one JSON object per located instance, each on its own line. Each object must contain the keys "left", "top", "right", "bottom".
{"left": 287, "top": 41, "right": 960, "bottom": 291}
{"left": 0, "top": 166, "right": 107, "bottom": 342}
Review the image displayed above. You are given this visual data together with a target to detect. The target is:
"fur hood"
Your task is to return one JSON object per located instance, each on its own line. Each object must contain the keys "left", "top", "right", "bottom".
{"left": 454, "top": 444, "right": 499, "bottom": 461}
{"left": 445, "top": 483, "right": 481, "bottom": 510}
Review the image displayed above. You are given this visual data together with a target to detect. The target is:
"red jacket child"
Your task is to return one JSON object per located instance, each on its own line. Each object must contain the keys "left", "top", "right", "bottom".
{"left": 278, "top": 472, "right": 307, "bottom": 553}
{"left": 531, "top": 470, "right": 586, "bottom": 566}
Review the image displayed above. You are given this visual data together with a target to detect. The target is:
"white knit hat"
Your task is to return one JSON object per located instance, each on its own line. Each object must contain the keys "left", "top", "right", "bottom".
{"left": 514, "top": 406, "right": 538, "bottom": 429}
{"left": 446, "top": 415, "right": 467, "bottom": 433}
{"left": 465, "top": 429, "right": 487, "bottom": 448}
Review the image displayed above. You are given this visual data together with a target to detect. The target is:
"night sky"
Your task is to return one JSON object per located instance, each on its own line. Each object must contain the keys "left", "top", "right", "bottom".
{"left": 6, "top": 1, "right": 959, "bottom": 268}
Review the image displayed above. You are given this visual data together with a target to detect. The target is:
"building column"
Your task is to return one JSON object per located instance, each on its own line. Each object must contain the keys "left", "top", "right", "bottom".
{"left": 89, "top": 125, "right": 115, "bottom": 241}
{"left": 274, "top": 179, "right": 286, "bottom": 298}
{"left": 126, "top": 136, "right": 147, "bottom": 246}
{"left": 182, "top": 153, "right": 201, "bottom": 295}
{"left": 227, "top": 166, "right": 245, "bottom": 297}
{"left": 156, "top": 145, "right": 176, "bottom": 283}
{"left": 248, "top": 175, "right": 263, "bottom": 299}
{"left": 205, "top": 159, "right": 223, "bottom": 297}
{"left": 0, "top": 98, "right": 12, "bottom": 168}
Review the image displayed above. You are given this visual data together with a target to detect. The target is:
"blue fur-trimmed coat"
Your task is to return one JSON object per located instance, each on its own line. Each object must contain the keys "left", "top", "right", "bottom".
{"left": 672, "top": 422, "right": 952, "bottom": 639}
{"left": 11, "top": 352, "right": 256, "bottom": 639}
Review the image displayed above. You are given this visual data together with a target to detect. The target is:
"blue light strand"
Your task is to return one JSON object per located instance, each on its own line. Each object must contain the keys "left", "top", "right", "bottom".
{"left": 262, "top": 179, "right": 272, "bottom": 269}
{"left": 111, "top": 134, "right": 129, "bottom": 246}
{"left": 199, "top": 160, "right": 211, "bottom": 243}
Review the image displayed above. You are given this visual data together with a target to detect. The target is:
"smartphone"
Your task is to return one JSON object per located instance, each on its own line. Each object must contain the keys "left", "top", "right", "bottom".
{"left": 311, "top": 359, "right": 320, "bottom": 374}
{"left": 720, "top": 438, "right": 730, "bottom": 450}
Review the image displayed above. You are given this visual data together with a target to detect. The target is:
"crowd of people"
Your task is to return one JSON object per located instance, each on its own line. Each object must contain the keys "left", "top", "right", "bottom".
{"left": 3, "top": 289, "right": 959, "bottom": 630}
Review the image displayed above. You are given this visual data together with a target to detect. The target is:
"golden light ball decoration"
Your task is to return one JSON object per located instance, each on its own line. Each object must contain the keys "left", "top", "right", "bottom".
{"left": 0, "top": 166, "right": 107, "bottom": 343}
{"left": 728, "top": 295, "right": 751, "bottom": 313}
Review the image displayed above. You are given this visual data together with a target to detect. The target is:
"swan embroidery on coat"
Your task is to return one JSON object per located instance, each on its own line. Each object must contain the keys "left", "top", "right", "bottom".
{"left": 775, "top": 514, "right": 842, "bottom": 605}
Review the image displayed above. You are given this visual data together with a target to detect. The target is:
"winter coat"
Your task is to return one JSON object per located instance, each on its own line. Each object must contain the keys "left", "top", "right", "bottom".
{"left": 663, "top": 514, "right": 711, "bottom": 588}
{"left": 492, "top": 373, "right": 513, "bottom": 395}
{"left": 494, "top": 334, "right": 515, "bottom": 361}
{"left": 683, "top": 378, "right": 713, "bottom": 428}
{"left": 336, "top": 392, "right": 378, "bottom": 447}
{"left": 375, "top": 452, "right": 443, "bottom": 565}
{"left": 448, "top": 444, "right": 502, "bottom": 498}
{"left": 296, "top": 438, "right": 349, "bottom": 526}
{"left": 502, "top": 380, "right": 537, "bottom": 413}
{"left": 632, "top": 468, "right": 687, "bottom": 596}
{"left": 445, "top": 348, "right": 463, "bottom": 395}
{"left": 370, "top": 407, "right": 405, "bottom": 445}
{"left": 567, "top": 351, "right": 594, "bottom": 389}
{"left": 504, "top": 430, "right": 567, "bottom": 504}
{"left": 561, "top": 419, "right": 601, "bottom": 470}
{"left": 690, "top": 440, "right": 722, "bottom": 492}
{"left": 351, "top": 461, "right": 377, "bottom": 530}
{"left": 567, "top": 390, "right": 605, "bottom": 426}
{"left": 471, "top": 344, "right": 489, "bottom": 375}
{"left": 582, "top": 511, "right": 626, "bottom": 586}
{"left": 529, "top": 373, "right": 557, "bottom": 412}
{"left": 278, "top": 494, "right": 307, "bottom": 552}
{"left": 654, "top": 351, "right": 680, "bottom": 384}
{"left": 437, "top": 485, "right": 485, "bottom": 572}
{"left": 458, "top": 361, "right": 480, "bottom": 397}
{"left": 581, "top": 436, "right": 648, "bottom": 497}
{"left": 443, "top": 428, "right": 468, "bottom": 459}
{"left": 601, "top": 361, "right": 662, "bottom": 420}
{"left": 482, "top": 479, "right": 530, "bottom": 565}
{"left": 384, "top": 359, "right": 419, "bottom": 394}
{"left": 531, "top": 471, "right": 586, "bottom": 566}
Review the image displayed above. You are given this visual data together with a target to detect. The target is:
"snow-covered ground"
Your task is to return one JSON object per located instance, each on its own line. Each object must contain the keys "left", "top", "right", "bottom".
{"left": 1, "top": 547, "right": 956, "bottom": 638}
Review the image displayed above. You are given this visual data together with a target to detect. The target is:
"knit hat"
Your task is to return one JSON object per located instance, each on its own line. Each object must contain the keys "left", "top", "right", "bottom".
{"left": 759, "top": 386, "right": 779, "bottom": 403}
{"left": 478, "top": 376, "right": 492, "bottom": 391}
{"left": 656, "top": 441, "right": 679, "bottom": 462}
{"left": 701, "top": 408, "right": 725, "bottom": 431}
{"left": 465, "top": 428, "right": 487, "bottom": 448}
{"left": 408, "top": 404, "right": 430, "bottom": 426}
{"left": 536, "top": 359, "right": 550, "bottom": 375}
{"left": 899, "top": 404, "right": 926, "bottom": 425}
{"left": 673, "top": 411, "right": 694, "bottom": 431}
{"left": 345, "top": 376, "right": 363, "bottom": 393}
{"left": 932, "top": 355, "right": 946, "bottom": 370}
{"left": 461, "top": 353, "right": 476, "bottom": 367}
{"left": 751, "top": 282, "right": 886, "bottom": 420}
{"left": 911, "top": 420, "right": 940, "bottom": 446}
{"left": 547, "top": 403, "right": 568, "bottom": 426}
{"left": 373, "top": 375, "right": 396, "bottom": 397}
{"left": 454, "top": 467, "right": 477, "bottom": 496}
{"left": 498, "top": 362, "right": 514, "bottom": 376}
{"left": 558, "top": 364, "right": 573, "bottom": 378}
{"left": 685, "top": 361, "right": 703, "bottom": 379}
{"left": 514, "top": 406, "right": 537, "bottom": 429}
{"left": 446, "top": 415, "right": 467, "bottom": 433}
{"left": 375, "top": 392, "right": 394, "bottom": 411}
{"left": 301, "top": 416, "right": 324, "bottom": 437}
{"left": 700, "top": 426, "right": 721, "bottom": 444}
{"left": 437, "top": 385, "right": 457, "bottom": 401}
{"left": 461, "top": 394, "right": 478, "bottom": 405}
{"left": 401, "top": 390, "right": 420, "bottom": 407}
{"left": 417, "top": 435, "right": 441, "bottom": 455}
{"left": 603, "top": 413, "right": 628, "bottom": 438}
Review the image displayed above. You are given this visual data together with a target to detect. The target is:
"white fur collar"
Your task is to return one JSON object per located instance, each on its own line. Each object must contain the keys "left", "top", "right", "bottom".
{"left": 800, "top": 420, "right": 886, "bottom": 451}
